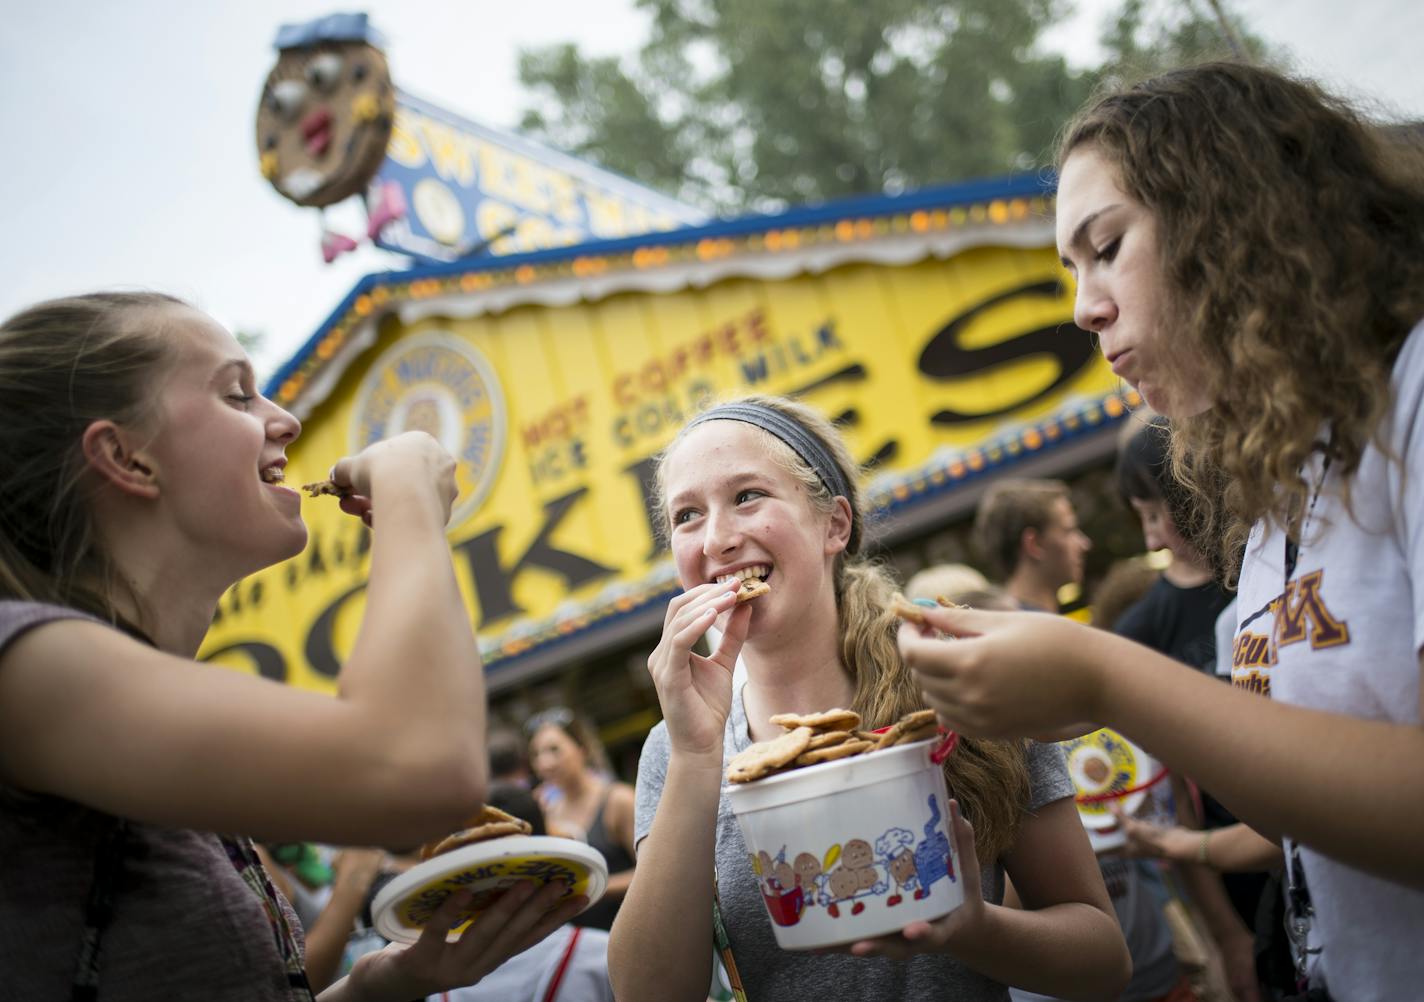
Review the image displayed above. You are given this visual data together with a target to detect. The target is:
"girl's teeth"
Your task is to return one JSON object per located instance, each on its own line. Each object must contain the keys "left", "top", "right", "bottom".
{"left": 716, "top": 566, "right": 768, "bottom": 585}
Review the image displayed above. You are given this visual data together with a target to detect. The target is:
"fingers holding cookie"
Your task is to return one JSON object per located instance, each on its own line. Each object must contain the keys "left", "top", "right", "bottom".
{"left": 656, "top": 584, "right": 741, "bottom": 660}
{"left": 647, "top": 583, "right": 749, "bottom": 759}
{"left": 890, "top": 592, "right": 930, "bottom": 625}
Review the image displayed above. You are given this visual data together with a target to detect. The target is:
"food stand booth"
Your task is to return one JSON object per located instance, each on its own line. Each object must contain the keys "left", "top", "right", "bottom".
{"left": 220, "top": 13, "right": 1139, "bottom": 754}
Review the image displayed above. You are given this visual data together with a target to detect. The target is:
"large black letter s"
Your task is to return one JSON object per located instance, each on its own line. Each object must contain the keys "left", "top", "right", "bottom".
{"left": 918, "top": 280, "right": 1094, "bottom": 425}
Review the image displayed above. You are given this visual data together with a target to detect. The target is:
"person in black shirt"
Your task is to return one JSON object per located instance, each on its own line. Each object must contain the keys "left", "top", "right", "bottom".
{"left": 1112, "top": 416, "right": 1231, "bottom": 674}
{"left": 1113, "top": 415, "right": 1282, "bottom": 1000}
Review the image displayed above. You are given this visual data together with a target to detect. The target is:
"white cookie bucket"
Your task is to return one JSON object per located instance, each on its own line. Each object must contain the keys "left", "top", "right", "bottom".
{"left": 725, "top": 739, "right": 964, "bottom": 950}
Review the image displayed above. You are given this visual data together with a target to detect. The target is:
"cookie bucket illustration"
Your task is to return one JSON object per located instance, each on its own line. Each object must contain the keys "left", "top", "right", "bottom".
{"left": 726, "top": 739, "right": 963, "bottom": 949}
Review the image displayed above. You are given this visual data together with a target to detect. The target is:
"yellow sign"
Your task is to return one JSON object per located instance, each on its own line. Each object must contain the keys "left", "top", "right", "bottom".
{"left": 203, "top": 242, "right": 1113, "bottom": 689}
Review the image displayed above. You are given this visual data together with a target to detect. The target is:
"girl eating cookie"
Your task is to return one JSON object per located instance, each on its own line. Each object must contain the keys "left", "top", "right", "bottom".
{"left": 607, "top": 395, "right": 1129, "bottom": 1001}
{"left": 0, "top": 292, "right": 585, "bottom": 999}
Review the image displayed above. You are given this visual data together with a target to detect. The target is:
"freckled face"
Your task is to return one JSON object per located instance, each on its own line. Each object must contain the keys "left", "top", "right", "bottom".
{"left": 1056, "top": 146, "right": 1211, "bottom": 419}
{"left": 662, "top": 421, "right": 845, "bottom": 638}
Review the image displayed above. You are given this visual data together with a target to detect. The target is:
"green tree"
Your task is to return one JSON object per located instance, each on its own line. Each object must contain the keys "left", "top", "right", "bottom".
{"left": 234, "top": 328, "right": 266, "bottom": 355}
{"left": 517, "top": 0, "right": 1267, "bottom": 213}
{"left": 1095, "top": 0, "right": 1269, "bottom": 90}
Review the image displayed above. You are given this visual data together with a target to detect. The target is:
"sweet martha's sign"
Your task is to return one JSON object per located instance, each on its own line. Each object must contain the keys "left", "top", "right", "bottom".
{"left": 201, "top": 185, "right": 1114, "bottom": 690}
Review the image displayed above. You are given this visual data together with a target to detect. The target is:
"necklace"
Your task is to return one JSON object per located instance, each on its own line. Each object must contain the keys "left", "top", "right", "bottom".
{"left": 1283, "top": 435, "right": 1334, "bottom": 587}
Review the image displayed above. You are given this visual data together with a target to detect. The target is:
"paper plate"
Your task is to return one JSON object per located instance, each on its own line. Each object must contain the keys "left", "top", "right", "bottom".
{"left": 1059, "top": 727, "right": 1155, "bottom": 830}
{"left": 1084, "top": 818, "right": 1128, "bottom": 854}
{"left": 371, "top": 835, "right": 608, "bottom": 944}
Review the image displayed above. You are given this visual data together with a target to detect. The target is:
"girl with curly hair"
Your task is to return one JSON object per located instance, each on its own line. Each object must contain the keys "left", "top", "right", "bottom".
{"left": 898, "top": 62, "right": 1424, "bottom": 1001}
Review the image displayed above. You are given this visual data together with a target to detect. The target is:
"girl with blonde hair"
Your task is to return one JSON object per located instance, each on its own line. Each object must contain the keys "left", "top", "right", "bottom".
{"left": 608, "top": 395, "right": 1128, "bottom": 1001}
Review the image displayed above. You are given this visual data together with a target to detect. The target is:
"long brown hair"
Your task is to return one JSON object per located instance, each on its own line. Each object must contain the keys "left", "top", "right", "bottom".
{"left": 0, "top": 291, "right": 185, "bottom": 627}
{"left": 1059, "top": 62, "right": 1424, "bottom": 581}
{"left": 656, "top": 395, "right": 1031, "bottom": 862}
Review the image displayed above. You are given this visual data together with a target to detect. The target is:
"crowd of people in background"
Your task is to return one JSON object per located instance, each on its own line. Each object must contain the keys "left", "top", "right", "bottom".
{"left": 3, "top": 58, "right": 1423, "bottom": 1002}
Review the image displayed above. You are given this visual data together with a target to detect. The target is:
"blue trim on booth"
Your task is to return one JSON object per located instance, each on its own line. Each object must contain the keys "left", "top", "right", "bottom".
{"left": 264, "top": 171, "right": 1059, "bottom": 397}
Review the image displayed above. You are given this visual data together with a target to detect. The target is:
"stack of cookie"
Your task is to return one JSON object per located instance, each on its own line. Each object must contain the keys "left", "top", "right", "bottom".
{"left": 725, "top": 708, "right": 941, "bottom": 784}
{"left": 418, "top": 804, "right": 533, "bottom": 860}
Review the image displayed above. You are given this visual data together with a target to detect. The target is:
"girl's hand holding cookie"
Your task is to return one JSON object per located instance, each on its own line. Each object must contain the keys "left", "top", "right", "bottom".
{"left": 327, "top": 431, "right": 459, "bottom": 529}
{"left": 646, "top": 582, "right": 751, "bottom": 760}
{"left": 844, "top": 800, "right": 987, "bottom": 961}
{"left": 896, "top": 605, "right": 1111, "bottom": 740}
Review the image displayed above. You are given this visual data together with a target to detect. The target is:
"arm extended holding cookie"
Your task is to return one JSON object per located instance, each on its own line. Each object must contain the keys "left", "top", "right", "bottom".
{"left": 898, "top": 605, "right": 1424, "bottom": 888}
{"left": 0, "top": 432, "right": 486, "bottom": 851}
{"left": 303, "top": 430, "right": 489, "bottom": 844}
{"left": 609, "top": 584, "right": 750, "bottom": 1002}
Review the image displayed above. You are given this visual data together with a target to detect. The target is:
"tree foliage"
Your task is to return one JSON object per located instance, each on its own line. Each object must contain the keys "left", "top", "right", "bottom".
{"left": 517, "top": 0, "right": 1268, "bottom": 213}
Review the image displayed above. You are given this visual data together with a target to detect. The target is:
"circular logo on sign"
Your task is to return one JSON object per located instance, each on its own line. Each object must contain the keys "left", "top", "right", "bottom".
{"left": 352, "top": 332, "right": 506, "bottom": 527}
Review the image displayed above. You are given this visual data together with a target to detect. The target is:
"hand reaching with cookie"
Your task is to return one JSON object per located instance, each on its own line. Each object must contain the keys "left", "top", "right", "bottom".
{"left": 317, "top": 431, "right": 458, "bottom": 529}
{"left": 842, "top": 799, "right": 987, "bottom": 960}
{"left": 896, "top": 604, "right": 1112, "bottom": 740}
{"left": 645, "top": 581, "right": 754, "bottom": 760}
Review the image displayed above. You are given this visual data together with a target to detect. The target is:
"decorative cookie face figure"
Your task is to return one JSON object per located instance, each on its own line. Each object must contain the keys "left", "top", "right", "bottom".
{"left": 256, "top": 14, "right": 394, "bottom": 208}
{"left": 773, "top": 861, "right": 796, "bottom": 893}
{"left": 826, "top": 838, "right": 883, "bottom": 917}
{"left": 842, "top": 838, "right": 874, "bottom": 872}
{"left": 828, "top": 867, "right": 860, "bottom": 902}
{"left": 758, "top": 850, "right": 775, "bottom": 878}
{"left": 875, "top": 827, "right": 918, "bottom": 904}
{"left": 793, "top": 852, "right": 821, "bottom": 891}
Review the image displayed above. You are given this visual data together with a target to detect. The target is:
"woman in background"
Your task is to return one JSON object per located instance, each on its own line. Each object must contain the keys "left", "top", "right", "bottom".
{"left": 528, "top": 707, "right": 637, "bottom": 931}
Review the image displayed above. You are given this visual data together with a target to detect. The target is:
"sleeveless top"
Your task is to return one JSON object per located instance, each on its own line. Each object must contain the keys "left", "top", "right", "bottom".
{"left": 573, "top": 785, "right": 635, "bottom": 932}
{"left": 0, "top": 600, "right": 313, "bottom": 1000}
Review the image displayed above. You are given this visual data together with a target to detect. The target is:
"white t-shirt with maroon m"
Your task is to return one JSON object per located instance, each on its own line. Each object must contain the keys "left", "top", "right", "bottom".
{"left": 1230, "top": 319, "right": 1424, "bottom": 1001}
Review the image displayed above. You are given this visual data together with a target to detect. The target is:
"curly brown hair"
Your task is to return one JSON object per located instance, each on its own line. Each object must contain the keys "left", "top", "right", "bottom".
{"left": 1058, "top": 61, "right": 1424, "bottom": 582}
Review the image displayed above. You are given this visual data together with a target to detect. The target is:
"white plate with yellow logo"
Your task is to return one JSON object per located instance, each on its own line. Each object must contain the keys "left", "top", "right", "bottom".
{"left": 1060, "top": 727, "right": 1158, "bottom": 830}
{"left": 371, "top": 835, "right": 607, "bottom": 944}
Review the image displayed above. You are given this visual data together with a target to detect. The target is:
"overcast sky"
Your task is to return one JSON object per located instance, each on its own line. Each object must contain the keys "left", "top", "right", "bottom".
{"left": 3, "top": 0, "right": 1420, "bottom": 378}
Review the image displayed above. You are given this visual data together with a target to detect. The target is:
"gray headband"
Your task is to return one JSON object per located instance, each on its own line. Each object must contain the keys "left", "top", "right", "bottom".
{"left": 685, "top": 402, "right": 852, "bottom": 501}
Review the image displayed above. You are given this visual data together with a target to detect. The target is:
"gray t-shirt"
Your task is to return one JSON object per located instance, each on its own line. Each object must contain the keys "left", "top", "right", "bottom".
{"left": 1009, "top": 859, "right": 1178, "bottom": 1002}
{"left": 634, "top": 682, "right": 1073, "bottom": 1002}
{"left": 0, "top": 600, "right": 312, "bottom": 1000}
